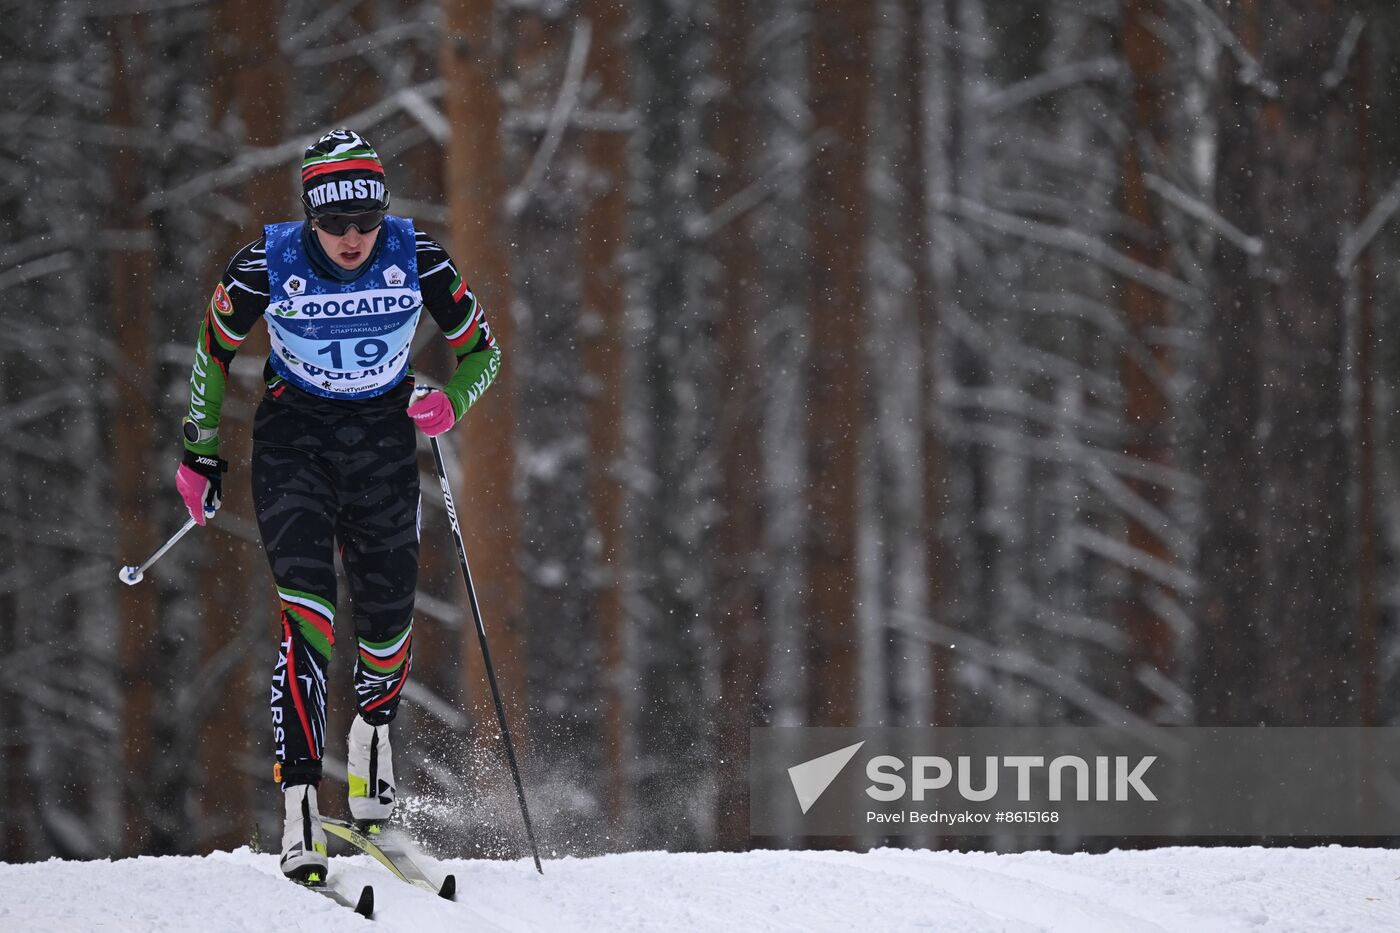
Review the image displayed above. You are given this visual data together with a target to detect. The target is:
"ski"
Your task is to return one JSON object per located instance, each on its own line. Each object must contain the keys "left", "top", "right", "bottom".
{"left": 291, "top": 874, "right": 375, "bottom": 919}
{"left": 323, "top": 816, "right": 457, "bottom": 901}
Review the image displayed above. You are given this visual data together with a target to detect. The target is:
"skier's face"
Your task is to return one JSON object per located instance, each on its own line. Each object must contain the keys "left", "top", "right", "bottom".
{"left": 314, "top": 221, "right": 379, "bottom": 270}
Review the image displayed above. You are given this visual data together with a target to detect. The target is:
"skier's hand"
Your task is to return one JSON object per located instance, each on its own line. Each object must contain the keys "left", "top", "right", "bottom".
{"left": 406, "top": 388, "right": 457, "bottom": 437}
{"left": 176, "top": 451, "right": 228, "bottom": 525}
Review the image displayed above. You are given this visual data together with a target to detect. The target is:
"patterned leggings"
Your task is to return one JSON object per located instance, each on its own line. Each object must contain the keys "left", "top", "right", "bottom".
{"left": 252, "top": 383, "right": 419, "bottom": 787}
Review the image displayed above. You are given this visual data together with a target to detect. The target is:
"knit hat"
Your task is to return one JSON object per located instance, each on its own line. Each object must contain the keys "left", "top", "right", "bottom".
{"left": 300, "top": 128, "right": 390, "bottom": 214}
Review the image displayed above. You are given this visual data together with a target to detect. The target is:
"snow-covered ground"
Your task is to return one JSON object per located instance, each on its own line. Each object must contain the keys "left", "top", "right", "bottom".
{"left": 3, "top": 844, "right": 1398, "bottom": 932}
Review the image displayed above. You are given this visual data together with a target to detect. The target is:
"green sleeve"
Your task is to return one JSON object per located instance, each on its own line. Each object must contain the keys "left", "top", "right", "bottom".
{"left": 183, "top": 242, "right": 264, "bottom": 456}
{"left": 415, "top": 232, "right": 501, "bottom": 418}
{"left": 183, "top": 314, "right": 234, "bottom": 456}
{"left": 441, "top": 337, "right": 502, "bottom": 419}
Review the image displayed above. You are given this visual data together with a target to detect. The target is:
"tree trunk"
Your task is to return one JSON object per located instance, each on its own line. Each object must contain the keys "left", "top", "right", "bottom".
{"left": 1350, "top": 29, "right": 1379, "bottom": 728}
{"left": 109, "top": 11, "right": 162, "bottom": 857}
{"left": 863, "top": 0, "right": 932, "bottom": 729}
{"left": 921, "top": 0, "right": 959, "bottom": 731}
{"left": 1117, "top": 0, "right": 1178, "bottom": 717}
{"left": 579, "top": 0, "right": 631, "bottom": 841}
{"left": 938, "top": 0, "right": 996, "bottom": 724}
{"left": 806, "top": 0, "right": 872, "bottom": 729}
{"left": 625, "top": 0, "right": 720, "bottom": 851}
{"left": 1251, "top": 6, "right": 1355, "bottom": 724}
{"left": 439, "top": 0, "right": 527, "bottom": 747}
{"left": 751, "top": 0, "right": 812, "bottom": 741}
{"left": 1197, "top": 1, "right": 1356, "bottom": 726}
{"left": 501, "top": 5, "right": 604, "bottom": 849}
{"left": 708, "top": 0, "right": 762, "bottom": 851}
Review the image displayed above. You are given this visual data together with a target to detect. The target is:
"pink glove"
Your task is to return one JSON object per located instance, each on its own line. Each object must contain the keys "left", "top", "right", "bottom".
{"left": 406, "top": 388, "right": 457, "bottom": 437}
{"left": 176, "top": 453, "right": 226, "bottom": 526}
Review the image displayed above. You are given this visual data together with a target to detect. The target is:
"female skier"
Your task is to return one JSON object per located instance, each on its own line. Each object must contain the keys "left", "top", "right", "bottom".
{"left": 175, "top": 128, "right": 500, "bottom": 882}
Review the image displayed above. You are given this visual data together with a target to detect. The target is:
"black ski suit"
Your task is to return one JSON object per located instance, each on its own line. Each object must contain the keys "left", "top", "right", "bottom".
{"left": 181, "top": 222, "right": 500, "bottom": 787}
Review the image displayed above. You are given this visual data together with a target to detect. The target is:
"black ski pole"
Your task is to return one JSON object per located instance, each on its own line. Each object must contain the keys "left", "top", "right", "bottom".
{"left": 427, "top": 433, "right": 544, "bottom": 874}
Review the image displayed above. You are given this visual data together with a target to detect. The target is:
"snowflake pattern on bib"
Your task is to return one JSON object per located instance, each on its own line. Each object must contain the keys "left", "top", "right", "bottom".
{"left": 262, "top": 217, "right": 423, "bottom": 400}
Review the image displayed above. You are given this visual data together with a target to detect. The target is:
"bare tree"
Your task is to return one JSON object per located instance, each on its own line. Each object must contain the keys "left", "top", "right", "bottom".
{"left": 500, "top": 2, "right": 605, "bottom": 849}
{"left": 805, "top": 0, "right": 872, "bottom": 731}
{"left": 749, "top": 0, "right": 812, "bottom": 739}
{"left": 623, "top": 0, "right": 721, "bottom": 851}
{"left": 578, "top": 0, "right": 632, "bottom": 842}
{"left": 1117, "top": 0, "right": 1182, "bottom": 718}
{"left": 1197, "top": 2, "right": 1357, "bottom": 726}
{"left": 861, "top": 0, "right": 933, "bottom": 730}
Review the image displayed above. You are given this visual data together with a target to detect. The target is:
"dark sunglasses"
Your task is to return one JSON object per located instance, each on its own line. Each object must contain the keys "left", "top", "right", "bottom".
{"left": 311, "top": 208, "right": 385, "bottom": 236}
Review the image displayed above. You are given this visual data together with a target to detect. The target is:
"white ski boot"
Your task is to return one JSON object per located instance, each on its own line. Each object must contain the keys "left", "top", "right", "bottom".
{"left": 280, "top": 783, "right": 329, "bottom": 882}
{"left": 347, "top": 714, "right": 397, "bottom": 825}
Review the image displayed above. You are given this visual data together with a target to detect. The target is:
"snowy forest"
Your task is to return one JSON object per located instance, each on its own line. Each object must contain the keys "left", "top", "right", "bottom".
{"left": 4, "top": 0, "right": 1400, "bottom": 862}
